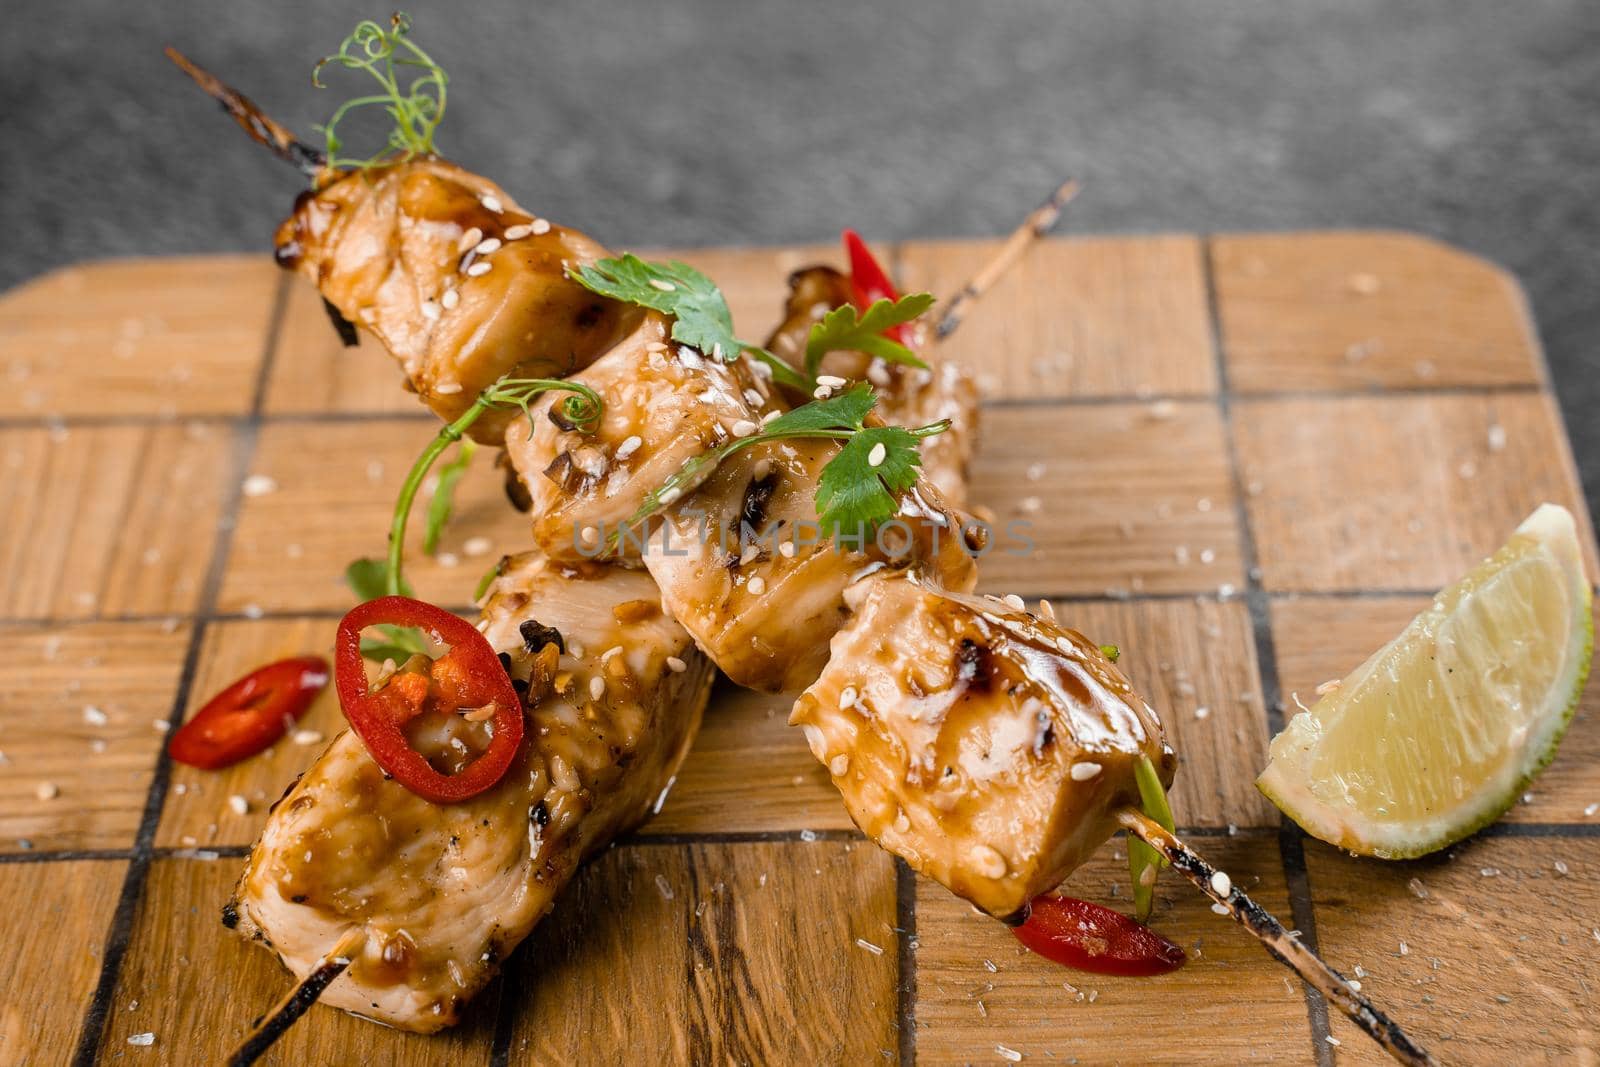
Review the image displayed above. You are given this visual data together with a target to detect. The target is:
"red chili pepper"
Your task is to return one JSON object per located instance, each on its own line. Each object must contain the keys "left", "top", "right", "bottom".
{"left": 1013, "top": 894, "right": 1187, "bottom": 977}
{"left": 334, "top": 595, "right": 523, "bottom": 804}
{"left": 168, "top": 656, "right": 330, "bottom": 770}
{"left": 842, "top": 228, "right": 911, "bottom": 343}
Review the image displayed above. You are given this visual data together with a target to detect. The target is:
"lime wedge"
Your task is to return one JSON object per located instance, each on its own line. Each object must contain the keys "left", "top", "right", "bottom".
{"left": 1258, "top": 504, "right": 1593, "bottom": 858}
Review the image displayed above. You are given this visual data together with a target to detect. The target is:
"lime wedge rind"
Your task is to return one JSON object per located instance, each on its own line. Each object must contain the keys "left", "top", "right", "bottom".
{"left": 1257, "top": 503, "right": 1594, "bottom": 859}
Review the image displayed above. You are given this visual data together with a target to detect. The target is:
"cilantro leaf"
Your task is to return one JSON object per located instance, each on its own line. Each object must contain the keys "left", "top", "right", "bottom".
{"left": 804, "top": 294, "right": 934, "bottom": 379}
{"left": 423, "top": 439, "right": 475, "bottom": 554}
{"left": 569, "top": 255, "right": 745, "bottom": 361}
{"left": 815, "top": 425, "right": 924, "bottom": 538}
{"left": 760, "top": 382, "right": 878, "bottom": 435}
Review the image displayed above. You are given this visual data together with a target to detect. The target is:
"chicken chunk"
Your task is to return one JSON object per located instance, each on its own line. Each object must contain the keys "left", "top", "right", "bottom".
{"left": 229, "top": 554, "right": 713, "bottom": 1031}
{"left": 790, "top": 573, "right": 1176, "bottom": 917}
{"left": 502, "top": 322, "right": 782, "bottom": 564}
{"left": 275, "top": 158, "right": 641, "bottom": 441}
{"left": 643, "top": 440, "right": 980, "bottom": 692}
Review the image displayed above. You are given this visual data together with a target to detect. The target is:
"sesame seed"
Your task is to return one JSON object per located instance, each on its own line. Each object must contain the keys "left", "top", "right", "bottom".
{"left": 1194, "top": 706, "right": 1210, "bottom": 720}
{"left": 1586, "top": 803, "right": 1599, "bottom": 817}
{"left": 589, "top": 676, "right": 606, "bottom": 701}
{"left": 435, "top": 382, "right": 463, "bottom": 395}
{"left": 894, "top": 812, "right": 911, "bottom": 833}
{"left": 1070, "top": 762, "right": 1102, "bottom": 781}
{"left": 1001, "top": 594, "right": 1025, "bottom": 611}
{"left": 1488, "top": 423, "right": 1508, "bottom": 452}
{"left": 292, "top": 729, "right": 324, "bottom": 746}
{"left": 760, "top": 409, "right": 782, "bottom": 426}
{"left": 1399, "top": 940, "right": 1409, "bottom": 956}
{"left": 867, "top": 442, "right": 887, "bottom": 467}
{"left": 970, "top": 844, "right": 1007, "bottom": 879}
{"left": 580, "top": 526, "right": 599, "bottom": 545}
{"left": 152, "top": 719, "right": 170, "bottom": 733}
{"left": 1210, "top": 870, "right": 1232, "bottom": 897}
{"left": 615, "top": 435, "right": 642, "bottom": 459}
{"left": 421, "top": 300, "right": 441, "bottom": 321}
{"left": 778, "top": 541, "right": 796, "bottom": 558}
{"left": 839, "top": 686, "right": 858, "bottom": 708}
{"left": 665, "top": 655, "right": 687, "bottom": 673}
{"left": 457, "top": 226, "right": 484, "bottom": 252}
{"left": 1211, "top": 902, "right": 1230, "bottom": 915}
{"left": 1038, "top": 600, "right": 1057, "bottom": 621}
{"left": 228, "top": 794, "right": 249, "bottom": 816}
{"left": 648, "top": 279, "right": 676, "bottom": 292}
{"left": 855, "top": 937, "right": 884, "bottom": 955}
{"left": 466, "top": 262, "right": 492, "bottom": 277}
{"left": 463, "top": 536, "right": 493, "bottom": 558}
{"left": 503, "top": 224, "right": 533, "bottom": 240}
{"left": 36, "top": 782, "right": 59, "bottom": 801}
{"left": 739, "top": 544, "right": 760, "bottom": 566}
{"left": 996, "top": 1044, "right": 1022, "bottom": 1063}
{"left": 480, "top": 194, "right": 504, "bottom": 213}
{"left": 812, "top": 385, "right": 833, "bottom": 400}
{"left": 731, "top": 419, "right": 759, "bottom": 438}
{"left": 530, "top": 218, "right": 552, "bottom": 235}
{"left": 829, "top": 754, "right": 850, "bottom": 776}
{"left": 127, "top": 1033, "right": 156, "bottom": 1047}
{"left": 747, "top": 576, "right": 767, "bottom": 596}
{"left": 1325, "top": 1036, "right": 1342, "bottom": 1047}
{"left": 474, "top": 237, "right": 502, "bottom": 255}
{"left": 659, "top": 487, "right": 682, "bottom": 505}
{"left": 83, "top": 705, "right": 108, "bottom": 727}
{"left": 242, "top": 474, "right": 279, "bottom": 498}
{"left": 1555, "top": 860, "right": 1570, "bottom": 876}
{"left": 441, "top": 289, "right": 460, "bottom": 310}
{"left": 816, "top": 375, "right": 847, "bottom": 388}
{"left": 645, "top": 341, "right": 668, "bottom": 353}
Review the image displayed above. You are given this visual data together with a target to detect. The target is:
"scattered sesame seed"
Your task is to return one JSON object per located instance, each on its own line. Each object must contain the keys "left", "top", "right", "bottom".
{"left": 1001, "top": 594, "right": 1025, "bottom": 611}
{"left": 292, "top": 729, "right": 324, "bottom": 746}
{"left": 996, "top": 1045, "right": 1023, "bottom": 1063}
{"left": 242, "top": 474, "right": 278, "bottom": 497}
{"left": 970, "top": 845, "right": 1008, "bottom": 879}
{"left": 1407, "top": 878, "right": 1428, "bottom": 899}
{"left": 830, "top": 754, "right": 850, "bottom": 776}
{"left": 1210, "top": 870, "right": 1232, "bottom": 897}
{"left": 1398, "top": 940, "right": 1409, "bottom": 956}
{"left": 867, "top": 442, "right": 887, "bottom": 468}
{"left": 1325, "top": 1035, "right": 1342, "bottom": 1047}
{"left": 83, "top": 705, "right": 108, "bottom": 727}
{"left": 747, "top": 576, "right": 767, "bottom": 596}
{"left": 1026, "top": 462, "right": 1047, "bottom": 481}
{"left": 654, "top": 874, "right": 674, "bottom": 900}
{"left": 421, "top": 300, "right": 441, "bottom": 321}
{"left": 589, "top": 676, "right": 606, "bottom": 701}
{"left": 441, "top": 289, "right": 460, "bottom": 310}
{"left": 1480, "top": 867, "right": 1500, "bottom": 878}
{"left": 463, "top": 536, "right": 493, "bottom": 558}
{"left": 1070, "top": 762, "right": 1102, "bottom": 781}
{"left": 1586, "top": 803, "right": 1599, "bottom": 817}
{"left": 503, "top": 224, "right": 533, "bottom": 240}
{"left": 437, "top": 552, "right": 460, "bottom": 567}
{"left": 127, "top": 1032, "right": 156, "bottom": 1047}
{"left": 152, "top": 719, "right": 170, "bottom": 733}
{"left": 648, "top": 278, "right": 676, "bottom": 292}
{"left": 778, "top": 541, "right": 796, "bottom": 558}
{"left": 659, "top": 487, "right": 682, "bottom": 505}
{"left": 760, "top": 409, "right": 782, "bottom": 426}
{"left": 36, "top": 782, "right": 59, "bottom": 801}
{"left": 812, "top": 385, "right": 833, "bottom": 400}
{"left": 731, "top": 419, "right": 759, "bottom": 438}
{"left": 1211, "top": 902, "right": 1230, "bottom": 915}
{"left": 855, "top": 937, "right": 884, "bottom": 956}
{"left": 457, "top": 227, "right": 484, "bottom": 252}
{"left": 646, "top": 341, "right": 668, "bottom": 353}
{"left": 1487, "top": 424, "right": 1508, "bottom": 452}
{"left": 466, "top": 261, "right": 492, "bottom": 277}
{"left": 1555, "top": 860, "right": 1570, "bottom": 876}
{"left": 228, "top": 794, "right": 249, "bottom": 816}
{"left": 580, "top": 526, "right": 600, "bottom": 546}
{"left": 816, "top": 374, "right": 847, "bottom": 388}
{"left": 474, "top": 237, "right": 502, "bottom": 255}
{"left": 739, "top": 544, "right": 760, "bottom": 566}
{"left": 616, "top": 435, "right": 642, "bottom": 460}
{"left": 479, "top": 194, "right": 504, "bottom": 213}
{"left": 665, "top": 656, "right": 687, "bottom": 674}
{"left": 530, "top": 218, "right": 552, "bottom": 235}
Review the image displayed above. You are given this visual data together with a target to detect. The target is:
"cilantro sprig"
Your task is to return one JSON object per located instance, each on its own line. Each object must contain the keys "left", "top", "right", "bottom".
{"left": 314, "top": 13, "right": 448, "bottom": 171}
{"left": 804, "top": 294, "right": 933, "bottom": 380}
{"left": 624, "top": 383, "right": 948, "bottom": 543}
{"left": 568, "top": 255, "right": 807, "bottom": 389}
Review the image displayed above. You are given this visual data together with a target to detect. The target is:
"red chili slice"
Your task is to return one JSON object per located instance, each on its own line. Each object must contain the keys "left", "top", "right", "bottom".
{"left": 168, "top": 656, "right": 330, "bottom": 770}
{"left": 1013, "top": 894, "right": 1187, "bottom": 977}
{"left": 334, "top": 595, "right": 523, "bottom": 804}
{"left": 842, "top": 228, "right": 912, "bottom": 343}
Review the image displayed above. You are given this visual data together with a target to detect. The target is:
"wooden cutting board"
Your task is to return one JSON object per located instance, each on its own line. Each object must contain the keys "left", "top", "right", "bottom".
{"left": 1, "top": 231, "right": 1597, "bottom": 1066}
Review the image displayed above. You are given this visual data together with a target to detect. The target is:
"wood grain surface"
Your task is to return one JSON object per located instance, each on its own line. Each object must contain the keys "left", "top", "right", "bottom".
{"left": 0, "top": 231, "right": 1594, "bottom": 1065}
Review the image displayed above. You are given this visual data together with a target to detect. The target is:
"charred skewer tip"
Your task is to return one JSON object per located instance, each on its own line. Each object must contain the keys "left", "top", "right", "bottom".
{"left": 227, "top": 928, "right": 366, "bottom": 1067}
{"left": 164, "top": 46, "right": 326, "bottom": 177}
{"left": 1117, "top": 809, "right": 1437, "bottom": 1067}
{"left": 933, "top": 177, "right": 1081, "bottom": 341}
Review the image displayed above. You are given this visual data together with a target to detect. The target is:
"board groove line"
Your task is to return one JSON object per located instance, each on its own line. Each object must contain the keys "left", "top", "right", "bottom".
{"left": 1201, "top": 234, "right": 1336, "bottom": 1067}
{"left": 69, "top": 270, "right": 291, "bottom": 1067}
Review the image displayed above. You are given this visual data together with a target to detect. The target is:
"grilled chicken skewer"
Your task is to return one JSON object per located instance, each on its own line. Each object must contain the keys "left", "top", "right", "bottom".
{"left": 230, "top": 555, "right": 713, "bottom": 1032}
{"left": 174, "top": 45, "right": 1432, "bottom": 1066}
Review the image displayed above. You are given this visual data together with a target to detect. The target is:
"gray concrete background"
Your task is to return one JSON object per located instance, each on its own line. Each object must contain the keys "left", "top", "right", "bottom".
{"left": 3, "top": 1, "right": 1596, "bottom": 516}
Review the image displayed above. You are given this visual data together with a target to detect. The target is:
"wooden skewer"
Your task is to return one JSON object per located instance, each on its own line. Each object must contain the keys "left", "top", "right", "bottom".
{"left": 932, "top": 177, "right": 1081, "bottom": 341}
{"left": 227, "top": 927, "right": 366, "bottom": 1067}
{"left": 1118, "top": 810, "right": 1437, "bottom": 1067}
{"left": 164, "top": 46, "right": 326, "bottom": 176}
